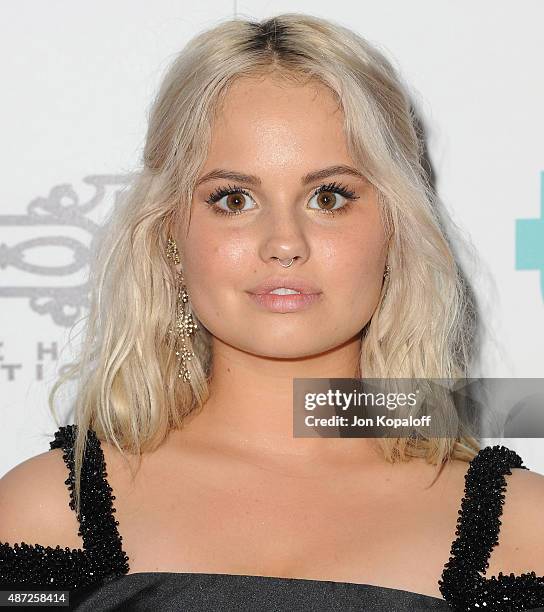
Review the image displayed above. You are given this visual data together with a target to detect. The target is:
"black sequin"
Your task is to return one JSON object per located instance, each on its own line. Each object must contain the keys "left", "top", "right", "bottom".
{"left": 439, "top": 445, "right": 544, "bottom": 610}
{"left": 1, "top": 425, "right": 543, "bottom": 611}
{"left": 0, "top": 425, "right": 129, "bottom": 590}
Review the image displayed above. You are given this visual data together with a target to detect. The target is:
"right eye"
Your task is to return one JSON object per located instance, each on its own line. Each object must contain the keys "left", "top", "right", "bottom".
{"left": 205, "top": 184, "right": 257, "bottom": 217}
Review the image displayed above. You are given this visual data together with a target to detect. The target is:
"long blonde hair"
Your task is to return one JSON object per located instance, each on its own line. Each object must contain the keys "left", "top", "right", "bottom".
{"left": 50, "top": 13, "right": 480, "bottom": 516}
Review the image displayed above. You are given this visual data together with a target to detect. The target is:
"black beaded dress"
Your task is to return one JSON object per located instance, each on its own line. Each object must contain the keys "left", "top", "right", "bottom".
{"left": 1, "top": 425, "right": 544, "bottom": 611}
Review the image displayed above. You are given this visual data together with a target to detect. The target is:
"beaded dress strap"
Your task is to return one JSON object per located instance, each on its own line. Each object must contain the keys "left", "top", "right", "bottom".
{"left": 50, "top": 424, "right": 130, "bottom": 578}
{"left": 439, "top": 445, "right": 527, "bottom": 599}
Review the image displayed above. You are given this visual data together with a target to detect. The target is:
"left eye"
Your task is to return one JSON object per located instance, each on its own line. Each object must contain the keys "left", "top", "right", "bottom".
{"left": 308, "top": 182, "right": 358, "bottom": 213}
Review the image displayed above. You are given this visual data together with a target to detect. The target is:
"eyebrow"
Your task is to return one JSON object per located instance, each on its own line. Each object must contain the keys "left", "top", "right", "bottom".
{"left": 195, "top": 165, "right": 367, "bottom": 188}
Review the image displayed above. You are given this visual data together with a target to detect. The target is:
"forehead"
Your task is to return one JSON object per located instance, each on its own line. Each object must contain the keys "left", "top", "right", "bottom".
{"left": 206, "top": 75, "right": 350, "bottom": 169}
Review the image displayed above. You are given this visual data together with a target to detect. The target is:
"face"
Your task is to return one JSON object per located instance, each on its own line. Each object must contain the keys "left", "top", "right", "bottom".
{"left": 175, "top": 74, "right": 388, "bottom": 359}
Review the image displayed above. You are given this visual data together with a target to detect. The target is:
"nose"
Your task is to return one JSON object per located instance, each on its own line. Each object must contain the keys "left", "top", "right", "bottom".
{"left": 259, "top": 207, "right": 309, "bottom": 267}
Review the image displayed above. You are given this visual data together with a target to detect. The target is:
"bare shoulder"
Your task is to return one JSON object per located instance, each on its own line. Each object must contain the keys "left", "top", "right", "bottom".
{"left": 485, "top": 465, "right": 544, "bottom": 578}
{"left": 0, "top": 448, "right": 84, "bottom": 550}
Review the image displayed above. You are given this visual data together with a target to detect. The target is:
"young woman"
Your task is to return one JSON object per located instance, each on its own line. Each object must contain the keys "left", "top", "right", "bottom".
{"left": 1, "top": 13, "right": 543, "bottom": 611}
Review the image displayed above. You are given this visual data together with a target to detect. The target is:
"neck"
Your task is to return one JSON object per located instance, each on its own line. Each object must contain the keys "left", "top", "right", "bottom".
{"left": 179, "top": 334, "right": 381, "bottom": 469}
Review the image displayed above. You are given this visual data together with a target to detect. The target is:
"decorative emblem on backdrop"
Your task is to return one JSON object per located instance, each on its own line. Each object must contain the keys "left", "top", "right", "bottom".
{"left": 0, "top": 174, "right": 133, "bottom": 327}
{"left": 516, "top": 171, "right": 544, "bottom": 301}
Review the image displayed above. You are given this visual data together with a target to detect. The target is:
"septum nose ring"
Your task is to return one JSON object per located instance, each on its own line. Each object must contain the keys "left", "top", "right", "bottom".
{"left": 278, "top": 257, "right": 294, "bottom": 268}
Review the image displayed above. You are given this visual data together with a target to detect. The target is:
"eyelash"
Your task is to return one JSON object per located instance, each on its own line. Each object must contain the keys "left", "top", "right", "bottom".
{"left": 203, "top": 181, "right": 359, "bottom": 218}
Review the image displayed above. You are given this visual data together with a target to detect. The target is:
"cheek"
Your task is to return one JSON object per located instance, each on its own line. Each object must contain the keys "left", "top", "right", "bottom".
{"left": 199, "top": 241, "right": 252, "bottom": 278}
{"left": 183, "top": 219, "right": 249, "bottom": 278}
{"left": 181, "top": 232, "right": 254, "bottom": 319}
{"left": 325, "top": 230, "right": 385, "bottom": 280}
{"left": 326, "top": 234, "right": 386, "bottom": 310}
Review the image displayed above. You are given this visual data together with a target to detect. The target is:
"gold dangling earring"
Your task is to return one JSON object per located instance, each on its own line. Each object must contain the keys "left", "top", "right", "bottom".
{"left": 382, "top": 264, "right": 391, "bottom": 300}
{"left": 166, "top": 237, "right": 198, "bottom": 383}
{"left": 378, "top": 264, "right": 391, "bottom": 346}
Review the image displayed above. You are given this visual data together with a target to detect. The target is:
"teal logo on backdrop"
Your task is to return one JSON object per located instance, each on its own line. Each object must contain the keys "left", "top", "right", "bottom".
{"left": 516, "top": 171, "right": 544, "bottom": 301}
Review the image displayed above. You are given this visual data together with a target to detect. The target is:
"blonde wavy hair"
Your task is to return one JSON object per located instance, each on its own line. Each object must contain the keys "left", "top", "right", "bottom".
{"left": 49, "top": 13, "right": 481, "bottom": 516}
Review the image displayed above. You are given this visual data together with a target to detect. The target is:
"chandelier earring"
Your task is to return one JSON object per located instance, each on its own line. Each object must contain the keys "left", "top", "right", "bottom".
{"left": 165, "top": 237, "right": 198, "bottom": 383}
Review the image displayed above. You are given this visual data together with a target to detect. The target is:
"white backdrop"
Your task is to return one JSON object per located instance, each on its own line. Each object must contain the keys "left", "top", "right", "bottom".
{"left": 1, "top": 1, "right": 543, "bottom": 476}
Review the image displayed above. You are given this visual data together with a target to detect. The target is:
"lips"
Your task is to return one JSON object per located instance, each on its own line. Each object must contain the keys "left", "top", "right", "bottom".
{"left": 248, "top": 276, "right": 321, "bottom": 295}
{"left": 248, "top": 291, "right": 322, "bottom": 313}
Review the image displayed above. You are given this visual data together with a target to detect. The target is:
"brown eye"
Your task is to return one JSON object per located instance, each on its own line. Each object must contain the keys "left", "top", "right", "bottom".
{"left": 225, "top": 193, "right": 246, "bottom": 212}
{"left": 308, "top": 182, "right": 358, "bottom": 215}
{"left": 205, "top": 185, "right": 257, "bottom": 216}
{"left": 316, "top": 191, "right": 337, "bottom": 211}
